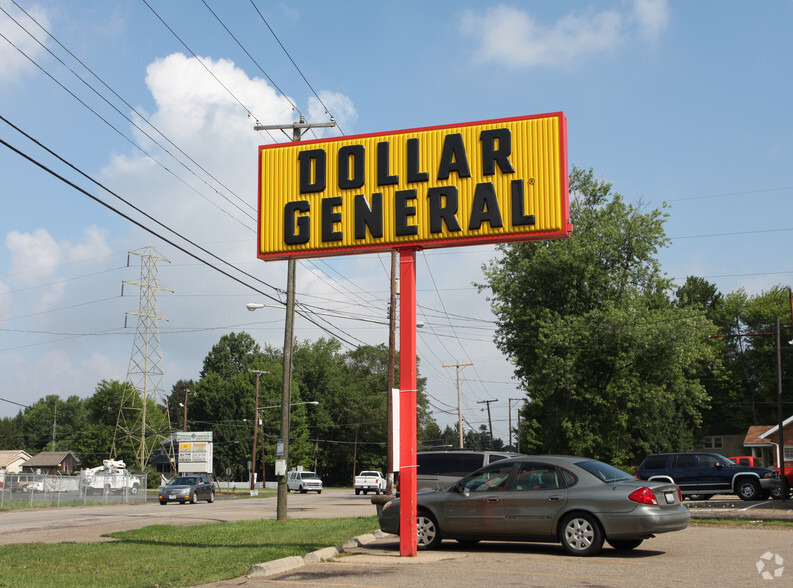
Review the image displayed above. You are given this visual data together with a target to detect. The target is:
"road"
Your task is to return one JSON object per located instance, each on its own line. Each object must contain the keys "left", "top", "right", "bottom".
{"left": 0, "top": 489, "right": 377, "bottom": 544}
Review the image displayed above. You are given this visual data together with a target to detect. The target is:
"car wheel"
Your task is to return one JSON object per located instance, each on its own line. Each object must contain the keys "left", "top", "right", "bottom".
{"left": 771, "top": 485, "right": 791, "bottom": 500}
{"left": 299, "top": 486, "right": 307, "bottom": 494}
{"left": 207, "top": 490, "right": 215, "bottom": 503}
{"left": 190, "top": 491, "right": 198, "bottom": 504}
{"left": 737, "top": 478, "right": 760, "bottom": 501}
{"left": 416, "top": 509, "right": 442, "bottom": 550}
{"left": 375, "top": 488, "right": 380, "bottom": 495}
{"left": 159, "top": 500, "right": 167, "bottom": 505}
{"left": 560, "top": 513, "right": 604, "bottom": 556}
{"left": 130, "top": 485, "right": 139, "bottom": 495}
{"left": 317, "top": 490, "right": 322, "bottom": 494}
{"left": 687, "top": 494, "right": 713, "bottom": 501}
{"left": 607, "top": 538, "right": 643, "bottom": 551}
{"left": 355, "top": 489, "right": 360, "bottom": 495}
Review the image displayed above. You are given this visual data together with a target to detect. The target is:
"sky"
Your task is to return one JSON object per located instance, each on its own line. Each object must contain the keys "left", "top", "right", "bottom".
{"left": 1, "top": 0, "right": 792, "bottom": 447}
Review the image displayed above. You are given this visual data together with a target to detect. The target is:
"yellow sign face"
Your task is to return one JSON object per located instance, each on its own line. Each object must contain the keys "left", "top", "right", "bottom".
{"left": 258, "top": 113, "right": 570, "bottom": 259}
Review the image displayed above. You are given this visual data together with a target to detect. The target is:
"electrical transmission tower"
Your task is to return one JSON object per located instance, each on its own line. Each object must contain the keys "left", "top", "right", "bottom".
{"left": 112, "top": 244, "right": 174, "bottom": 470}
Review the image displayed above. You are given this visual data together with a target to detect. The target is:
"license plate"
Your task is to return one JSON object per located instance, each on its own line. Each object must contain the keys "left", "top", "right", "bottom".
{"left": 664, "top": 491, "right": 675, "bottom": 504}
{"left": 169, "top": 495, "right": 176, "bottom": 499}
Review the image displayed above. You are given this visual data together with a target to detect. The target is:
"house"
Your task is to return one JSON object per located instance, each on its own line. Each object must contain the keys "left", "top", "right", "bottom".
{"left": 1, "top": 450, "right": 33, "bottom": 486}
{"left": 0, "top": 450, "right": 32, "bottom": 474}
{"left": 20, "top": 451, "right": 81, "bottom": 476}
{"left": 741, "top": 416, "right": 793, "bottom": 470}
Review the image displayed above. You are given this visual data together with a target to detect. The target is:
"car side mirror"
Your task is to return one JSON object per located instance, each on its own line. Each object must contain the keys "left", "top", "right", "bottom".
{"left": 715, "top": 462, "right": 723, "bottom": 469}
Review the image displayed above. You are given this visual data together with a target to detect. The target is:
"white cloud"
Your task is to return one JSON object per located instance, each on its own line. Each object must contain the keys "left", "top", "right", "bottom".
{"left": 308, "top": 90, "right": 358, "bottom": 137}
{"left": 632, "top": 0, "right": 670, "bottom": 43}
{"left": 459, "top": 1, "right": 669, "bottom": 68}
{"left": 5, "top": 228, "right": 60, "bottom": 285}
{"left": 0, "top": 1, "right": 51, "bottom": 84}
{"left": 5, "top": 226, "right": 112, "bottom": 287}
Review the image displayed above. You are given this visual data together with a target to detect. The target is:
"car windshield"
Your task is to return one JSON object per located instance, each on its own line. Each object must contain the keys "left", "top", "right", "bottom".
{"left": 302, "top": 473, "right": 320, "bottom": 480}
{"left": 171, "top": 477, "right": 196, "bottom": 485}
{"left": 575, "top": 460, "right": 634, "bottom": 483}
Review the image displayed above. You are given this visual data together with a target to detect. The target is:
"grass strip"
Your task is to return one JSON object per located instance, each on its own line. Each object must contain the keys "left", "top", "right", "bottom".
{"left": 0, "top": 515, "right": 378, "bottom": 588}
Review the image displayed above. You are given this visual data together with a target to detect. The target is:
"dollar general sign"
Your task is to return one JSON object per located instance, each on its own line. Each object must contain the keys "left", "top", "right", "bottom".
{"left": 257, "top": 113, "right": 570, "bottom": 259}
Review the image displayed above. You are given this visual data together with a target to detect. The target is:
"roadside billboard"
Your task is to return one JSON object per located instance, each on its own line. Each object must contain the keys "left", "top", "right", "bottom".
{"left": 258, "top": 113, "right": 570, "bottom": 260}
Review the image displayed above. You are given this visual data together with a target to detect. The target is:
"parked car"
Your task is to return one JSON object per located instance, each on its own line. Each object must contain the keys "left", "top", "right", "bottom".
{"left": 637, "top": 452, "right": 781, "bottom": 501}
{"left": 412, "top": 449, "right": 522, "bottom": 491}
{"left": 379, "top": 455, "right": 689, "bottom": 556}
{"left": 354, "top": 471, "right": 387, "bottom": 495}
{"left": 729, "top": 456, "right": 792, "bottom": 499}
{"left": 158, "top": 474, "right": 215, "bottom": 505}
{"left": 286, "top": 470, "right": 323, "bottom": 493}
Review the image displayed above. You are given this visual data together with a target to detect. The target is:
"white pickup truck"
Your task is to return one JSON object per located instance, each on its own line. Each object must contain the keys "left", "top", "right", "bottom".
{"left": 354, "top": 470, "right": 386, "bottom": 495}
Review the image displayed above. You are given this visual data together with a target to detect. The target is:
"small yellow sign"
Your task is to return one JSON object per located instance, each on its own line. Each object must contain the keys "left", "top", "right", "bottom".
{"left": 258, "top": 113, "right": 570, "bottom": 259}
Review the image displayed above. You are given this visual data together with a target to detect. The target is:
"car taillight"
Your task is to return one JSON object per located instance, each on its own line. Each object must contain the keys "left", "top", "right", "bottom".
{"left": 628, "top": 487, "right": 658, "bottom": 505}
{"left": 678, "top": 488, "right": 683, "bottom": 502}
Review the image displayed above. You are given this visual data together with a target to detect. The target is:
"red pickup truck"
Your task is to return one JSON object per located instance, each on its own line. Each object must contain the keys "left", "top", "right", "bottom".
{"left": 730, "top": 456, "right": 792, "bottom": 498}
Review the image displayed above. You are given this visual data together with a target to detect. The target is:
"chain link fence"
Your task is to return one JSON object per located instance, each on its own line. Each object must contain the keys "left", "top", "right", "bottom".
{"left": 0, "top": 472, "right": 148, "bottom": 509}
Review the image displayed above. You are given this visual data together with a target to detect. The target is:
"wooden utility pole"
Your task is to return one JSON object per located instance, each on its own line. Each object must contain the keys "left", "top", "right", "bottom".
{"left": 249, "top": 370, "right": 268, "bottom": 492}
{"left": 478, "top": 399, "right": 497, "bottom": 449}
{"left": 508, "top": 397, "right": 524, "bottom": 452}
{"left": 254, "top": 116, "right": 336, "bottom": 520}
{"left": 443, "top": 363, "right": 472, "bottom": 448}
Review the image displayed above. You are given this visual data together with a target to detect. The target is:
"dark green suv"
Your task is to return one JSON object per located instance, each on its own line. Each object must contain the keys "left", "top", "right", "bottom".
{"left": 637, "top": 452, "right": 782, "bottom": 501}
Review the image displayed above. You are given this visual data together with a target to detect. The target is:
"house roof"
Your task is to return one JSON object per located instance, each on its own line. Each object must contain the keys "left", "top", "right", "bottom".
{"left": 759, "top": 414, "right": 793, "bottom": 439}
{"left": 22, "top": 451, "right": 79, "bottom": 468}
{"left": 743, "top": 426, "right": 775, "bottom": 447}
{"left": 0, "top": 450, "right": 32, "bottom": 468}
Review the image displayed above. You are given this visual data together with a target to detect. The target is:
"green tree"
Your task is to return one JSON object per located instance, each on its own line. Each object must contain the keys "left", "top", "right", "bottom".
{"left": 72, "top": 380, "right": 134, "bottom": 466}
{"left": 480, "top": 167, "right": 717, "bottom": 466}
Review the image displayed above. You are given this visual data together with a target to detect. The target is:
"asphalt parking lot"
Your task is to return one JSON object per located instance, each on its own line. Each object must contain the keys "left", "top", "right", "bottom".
{"left": 196, "top": 495, "right": 793, "bottom": 587}
{"left": 203, "top": 523, "right": 792, "bottom": 587}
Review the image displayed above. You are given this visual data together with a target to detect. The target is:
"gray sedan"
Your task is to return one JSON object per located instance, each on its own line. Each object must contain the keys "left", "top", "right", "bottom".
{"left": 158, "top": 475, "right": 215, "bottom": 505}
{"left": 378, "top": 456, "right": 690, "bottom": 556}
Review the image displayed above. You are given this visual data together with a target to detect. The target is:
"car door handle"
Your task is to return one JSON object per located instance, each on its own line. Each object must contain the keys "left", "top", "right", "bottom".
{"left": 486, "top": 497, "right": 501, "bottom": 503}
{"left": 548, "top": 495, "right": 563, "bottom": 501}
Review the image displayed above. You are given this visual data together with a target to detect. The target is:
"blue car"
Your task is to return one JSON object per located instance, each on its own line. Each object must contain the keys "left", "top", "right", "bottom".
{"left": 637, "top": 452, "right": 781, "bottom": 501}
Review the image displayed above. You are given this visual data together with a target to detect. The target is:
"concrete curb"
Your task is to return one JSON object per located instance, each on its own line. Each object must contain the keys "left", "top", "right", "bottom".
{"left": 246, "top": 531, "right": 392, "bottom": 578}
{"left": 246, "top": 555, "right": 304, "bottom": 578}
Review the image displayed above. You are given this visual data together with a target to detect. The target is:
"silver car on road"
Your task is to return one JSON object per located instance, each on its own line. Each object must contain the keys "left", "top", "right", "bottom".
{"left": 379, "top": 455, "right": 690, "bottom": 556}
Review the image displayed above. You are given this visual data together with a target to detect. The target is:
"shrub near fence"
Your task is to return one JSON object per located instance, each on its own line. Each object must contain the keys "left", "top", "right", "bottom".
{"left": 0, "top": 472, "right": 148, "bottom": 509}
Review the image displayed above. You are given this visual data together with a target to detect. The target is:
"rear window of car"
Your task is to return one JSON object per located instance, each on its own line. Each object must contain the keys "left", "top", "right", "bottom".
{"left": 575, "top": 460, "right": 634, "bottom": 483}
{"left": 418, "top": 453, "right": 484, "bottom": 477}
{"left": 642, "top": 455, "right": 670, "bottom": 470}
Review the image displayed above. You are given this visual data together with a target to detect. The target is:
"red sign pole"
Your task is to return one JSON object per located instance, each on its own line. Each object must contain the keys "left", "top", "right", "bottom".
{"left": 399, "top": 247, "right": 418, "bottom": 557}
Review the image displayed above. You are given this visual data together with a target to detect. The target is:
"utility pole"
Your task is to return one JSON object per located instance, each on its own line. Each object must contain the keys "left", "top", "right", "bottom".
{"left": 477, "top": 399, "right": 497, "bottom": 449}
{"left": 52, "top": 401, "right": 57, "bottom": 450}
{"left": 508, "top": 397, "right": 524, "bottom": 452}
{"left": 249, "top": 370, "right": 268, "bottom": 493}
{"left": 183, "top": 388, "right": 189, "bottom": 432}
{"left": 254, "top": 116, "right": 336, "bottom": 520}
{"left": 443, "top": 363, "right": 472, "bottom": 448}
